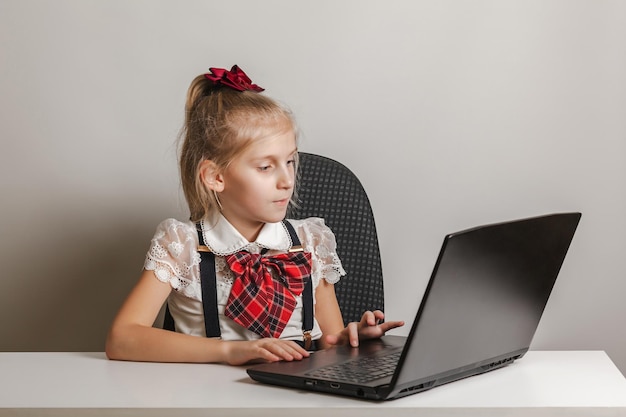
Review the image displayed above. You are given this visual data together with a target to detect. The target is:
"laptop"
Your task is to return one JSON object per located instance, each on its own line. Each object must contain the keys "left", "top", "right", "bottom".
{"left": 247, "top": 212, "right": 582, "bottom": 400}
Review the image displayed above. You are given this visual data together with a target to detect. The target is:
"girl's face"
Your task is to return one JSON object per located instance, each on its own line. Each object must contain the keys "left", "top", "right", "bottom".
{"left": 217, "top": 129, "right": 297, "bottom": 241}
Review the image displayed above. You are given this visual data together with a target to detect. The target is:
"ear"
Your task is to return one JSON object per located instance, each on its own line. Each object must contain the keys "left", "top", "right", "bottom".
{"left": 199, "top": 160, "right": 225, "bottom": 192}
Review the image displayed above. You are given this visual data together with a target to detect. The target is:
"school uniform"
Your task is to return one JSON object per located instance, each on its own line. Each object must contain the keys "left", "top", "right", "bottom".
{"left": 144, "top": 213, "right": 346, "bottom": 347}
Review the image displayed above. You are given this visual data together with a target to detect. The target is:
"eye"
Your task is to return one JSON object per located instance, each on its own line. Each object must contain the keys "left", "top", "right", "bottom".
{"left": 257, "top": 165, "right": 271, "bottom": 172}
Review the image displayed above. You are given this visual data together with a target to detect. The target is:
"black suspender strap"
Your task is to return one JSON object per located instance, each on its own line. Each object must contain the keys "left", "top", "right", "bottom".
{"left": 197, "top": 226, "right": 222, "bottom": 338}
{"left": 282, "top": 221, "right": 314, "bottom": 347}
{"left": 196, "top": 220, "right": 315, "bottom": 347}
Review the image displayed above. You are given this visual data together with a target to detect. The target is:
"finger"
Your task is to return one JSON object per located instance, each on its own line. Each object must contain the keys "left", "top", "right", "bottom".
{"left": 372, "top": 310, "right": 385, "bottom": 322}
{"left": 360, "top": 310, "right": 375, "bottom": 326}
{"left": 285, "top": 341, "right": 310, "bottom": 358}
{"left": 325, "top": 333, "right": 340, "bottom": 346}
{"left": 347, "top": 322, "right": 359, "bottom": 347}
{"left": 368, "top": 310, "right": 386, "bottom": 326}
{"left": 283, "top": 340, "right": 311, "bottom": 359}
{"left": 378, "top": 320, "right": 405, "bottom": 333}
{"left": 252, "top": 346, "right": 281, "bottom": 364}
{"left": 255, "top": 340, "right": 292, "bottom": 361}
{"left": 269, "top": 341, "right": 309, "bottom": 361}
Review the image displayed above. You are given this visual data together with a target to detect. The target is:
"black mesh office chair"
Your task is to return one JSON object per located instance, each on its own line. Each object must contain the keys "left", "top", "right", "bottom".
{"left": 164, "top": 152, "right": 385, "bottom": 330}
{"left": 288, "top": 152, "right": 385, "bottom": 325}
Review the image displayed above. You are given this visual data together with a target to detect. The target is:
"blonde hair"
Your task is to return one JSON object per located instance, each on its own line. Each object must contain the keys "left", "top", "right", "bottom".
{"left": 179, "top": 74, "right": 298, "bottom": 222}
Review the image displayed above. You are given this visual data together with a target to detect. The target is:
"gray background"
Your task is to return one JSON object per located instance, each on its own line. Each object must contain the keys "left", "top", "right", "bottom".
{"left": 1, "top": 0, "right": 624, "bottom": 375}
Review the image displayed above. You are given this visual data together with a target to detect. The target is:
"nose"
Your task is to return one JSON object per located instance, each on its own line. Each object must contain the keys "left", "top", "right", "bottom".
{"left": 277, "top": 165, "right": 294, "bottom": 189}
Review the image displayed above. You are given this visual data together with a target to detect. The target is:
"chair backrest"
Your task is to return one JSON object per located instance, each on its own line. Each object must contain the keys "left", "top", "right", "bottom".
{"left": 287, "top": 152, "right": 385, "bottom": 325}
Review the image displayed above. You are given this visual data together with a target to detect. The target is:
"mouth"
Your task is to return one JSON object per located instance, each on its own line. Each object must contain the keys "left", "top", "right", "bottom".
{"left": 274, "top": 198, "right": 290, "bottom": 206}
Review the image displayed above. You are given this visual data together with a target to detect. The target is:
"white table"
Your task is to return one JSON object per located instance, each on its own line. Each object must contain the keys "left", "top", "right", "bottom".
{"left": 1, "top": 351, "right": 625, "bottom": 416}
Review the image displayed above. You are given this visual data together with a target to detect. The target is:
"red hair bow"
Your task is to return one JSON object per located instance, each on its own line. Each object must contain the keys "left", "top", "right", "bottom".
{"left": 204, "top": 65, "right": 265, "bottom": 92}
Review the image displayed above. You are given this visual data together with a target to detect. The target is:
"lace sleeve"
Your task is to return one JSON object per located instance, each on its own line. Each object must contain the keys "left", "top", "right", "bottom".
{"left": 291, "top": 217, "right": 346, "bottom": 286}
{"left": 144, "top": 219, "right": 201, "bottom": 295}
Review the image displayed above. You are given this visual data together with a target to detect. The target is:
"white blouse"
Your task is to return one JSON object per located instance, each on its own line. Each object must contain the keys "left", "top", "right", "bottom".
{"left": 144, "top": 214, "right": 346, "bottom": 342}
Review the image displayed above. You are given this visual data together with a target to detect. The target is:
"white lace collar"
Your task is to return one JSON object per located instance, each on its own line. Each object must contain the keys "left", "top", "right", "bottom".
{"left": 200, "top": 213, "right": 292, "bottom": 256}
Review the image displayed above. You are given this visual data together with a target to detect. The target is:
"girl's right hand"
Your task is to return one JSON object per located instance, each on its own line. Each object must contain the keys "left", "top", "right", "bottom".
{"left": 222, "top": 339, "right": 310, "bottom": 366}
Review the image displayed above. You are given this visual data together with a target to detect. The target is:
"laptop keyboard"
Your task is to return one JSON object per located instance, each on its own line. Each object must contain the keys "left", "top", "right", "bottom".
{"left": 305, "top": 351, "right": 401, "bottom": 384}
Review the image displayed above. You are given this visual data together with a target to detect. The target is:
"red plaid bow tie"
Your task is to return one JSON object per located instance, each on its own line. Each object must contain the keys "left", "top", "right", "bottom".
{"left": 224, "top": 250, "right": 312, "bottom": 338}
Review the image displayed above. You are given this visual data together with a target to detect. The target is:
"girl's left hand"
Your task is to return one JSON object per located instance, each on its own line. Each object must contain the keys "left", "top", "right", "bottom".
{"left": 324, "top": 310, "right": 404, "bottom": 348}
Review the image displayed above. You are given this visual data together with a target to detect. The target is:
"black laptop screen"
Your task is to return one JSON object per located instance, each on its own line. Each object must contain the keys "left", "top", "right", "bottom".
{"left": 395, "top": 213, "right": 580, "bottom": 387}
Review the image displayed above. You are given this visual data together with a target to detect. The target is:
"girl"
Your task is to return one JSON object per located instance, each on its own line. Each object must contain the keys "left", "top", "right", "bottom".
{"left": 105, "top": 65, "right": 403, "bottom": 365}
